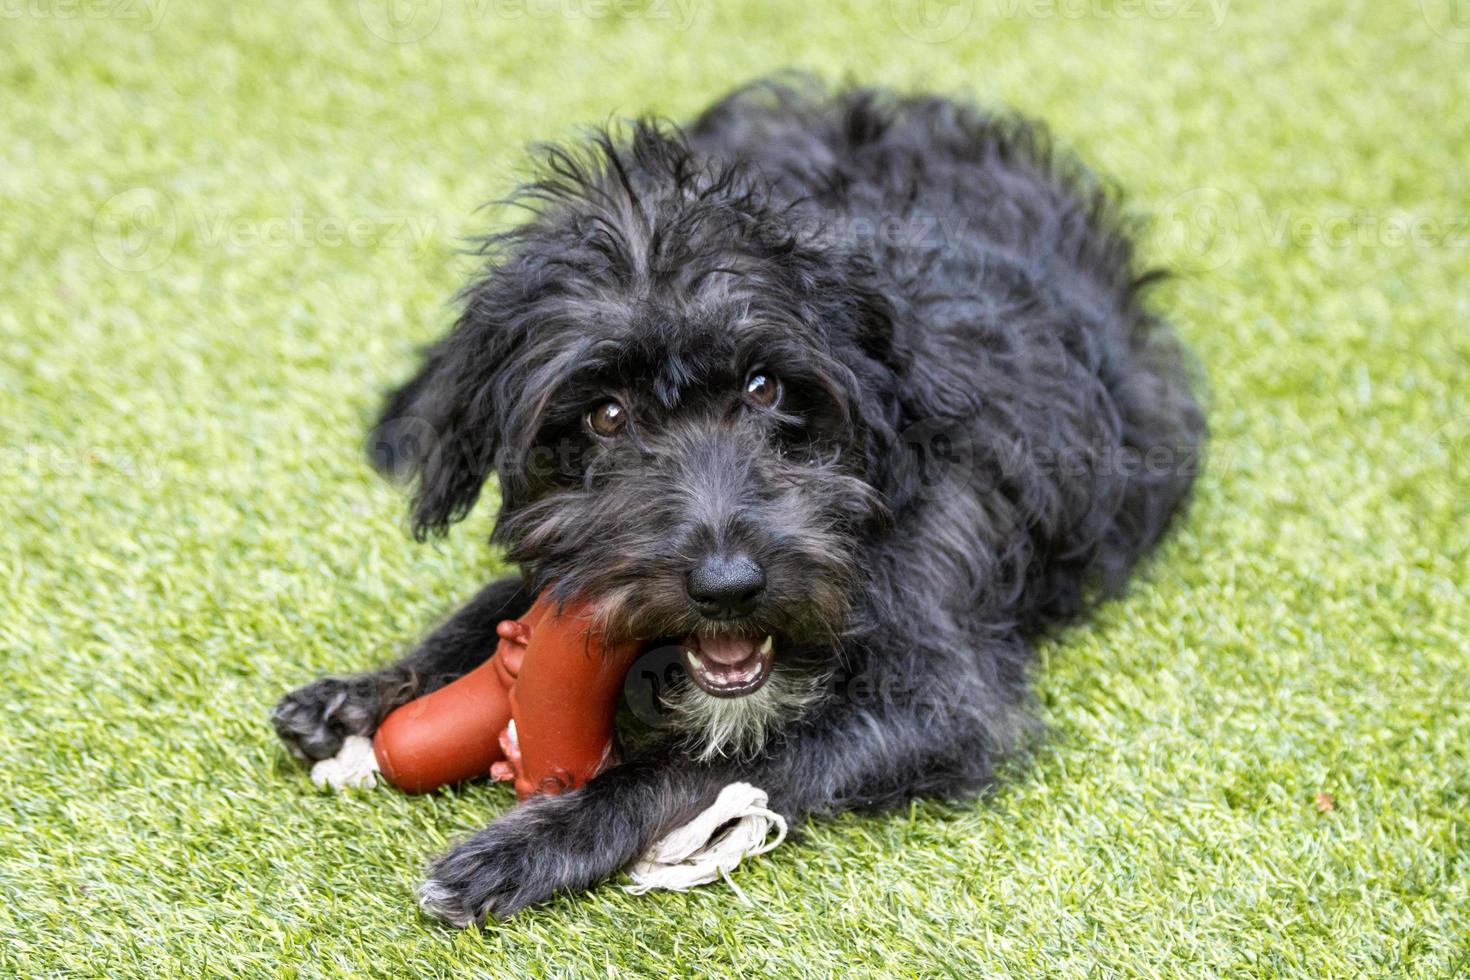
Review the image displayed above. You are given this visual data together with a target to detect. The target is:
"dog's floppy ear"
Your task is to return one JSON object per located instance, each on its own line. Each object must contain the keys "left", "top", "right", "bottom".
{"left": 368, "top": 298, "right": 513, "bottom": 539}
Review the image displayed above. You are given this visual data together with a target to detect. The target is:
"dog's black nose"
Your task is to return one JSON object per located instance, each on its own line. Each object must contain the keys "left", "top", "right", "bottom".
{"left": 686, "top": 552, "right": 766, "bottom": 619}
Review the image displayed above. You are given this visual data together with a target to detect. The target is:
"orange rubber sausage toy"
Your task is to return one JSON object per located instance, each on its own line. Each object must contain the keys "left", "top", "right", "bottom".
{"left": 370, "top": 593, "right": 641, "bottom": 799}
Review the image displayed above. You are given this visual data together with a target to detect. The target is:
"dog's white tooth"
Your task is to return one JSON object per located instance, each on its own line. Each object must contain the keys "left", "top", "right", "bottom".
{"left": 760, "top": 635, "right": 774, "bottom": 656}
{"left": 685, "top": 649, "right": 700, "bottom": 670}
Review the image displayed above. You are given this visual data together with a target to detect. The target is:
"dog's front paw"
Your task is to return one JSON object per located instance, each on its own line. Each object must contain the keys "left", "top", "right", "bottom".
{"left": 418, "top": 809, "right": 561, "bottom": 926}
{"left": 418, "top": 794, "right": 630, "bottom": 926}
{"left": 271, "top": 675, "right": 382, "bottom": 763}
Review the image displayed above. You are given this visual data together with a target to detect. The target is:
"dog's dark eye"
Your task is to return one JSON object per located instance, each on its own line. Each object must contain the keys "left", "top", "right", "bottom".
{"left": 744, "top": 372, "right": 781, "bottom": 409}
{"left": 587, "top": 399, "right": 628, "bottom": 437}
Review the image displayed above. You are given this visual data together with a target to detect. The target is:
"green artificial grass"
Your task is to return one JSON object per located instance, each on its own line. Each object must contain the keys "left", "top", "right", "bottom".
{"left": 2, "top": 1, "right": 1468, "bottom": 975}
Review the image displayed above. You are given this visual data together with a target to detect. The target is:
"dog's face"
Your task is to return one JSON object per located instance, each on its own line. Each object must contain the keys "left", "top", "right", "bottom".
{"left": 497, "top": 314, "right": 877, "bottom": 696}
{"left": 374, "top": 127, "right": 903, "bottom": 753}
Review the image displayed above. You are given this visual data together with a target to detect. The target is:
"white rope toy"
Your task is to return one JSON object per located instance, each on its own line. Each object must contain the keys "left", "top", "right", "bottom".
{"left": 624, "top": 782, "right": 786, "bottom": 896}
{"left": 312, "top": 740, "right": 786, "bottom": 894}
{"left": 311, "top": 735, "right": 380, "bottom": 790}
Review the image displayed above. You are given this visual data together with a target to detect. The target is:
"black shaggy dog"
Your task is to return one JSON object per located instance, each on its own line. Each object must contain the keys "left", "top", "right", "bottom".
{"left": 273, "top": 77, "right": 1205, "bottom": 926}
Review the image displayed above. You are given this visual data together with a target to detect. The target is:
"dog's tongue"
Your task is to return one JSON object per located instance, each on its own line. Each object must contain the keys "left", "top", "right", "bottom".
{"left": 697, "top": 634, "right": 760, "bottom": 665}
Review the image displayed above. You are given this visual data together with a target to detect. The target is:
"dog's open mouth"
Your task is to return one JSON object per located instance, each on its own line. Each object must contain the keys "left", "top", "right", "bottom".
{"left": 681, "top": 634, "right": 774, "bottom": 697}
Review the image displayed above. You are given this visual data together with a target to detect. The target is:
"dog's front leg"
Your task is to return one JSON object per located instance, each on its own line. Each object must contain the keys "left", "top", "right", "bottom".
{"left": 418, "top": 661, "right": 1011, "bottom": 926}
{"left": 418, "top": 754, "right": 731, "bottom": 926}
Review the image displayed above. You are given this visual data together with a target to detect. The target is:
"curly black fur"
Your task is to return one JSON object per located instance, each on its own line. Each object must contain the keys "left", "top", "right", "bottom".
{"left": 273, "top": 76, "right": 1205, "bottom": 926}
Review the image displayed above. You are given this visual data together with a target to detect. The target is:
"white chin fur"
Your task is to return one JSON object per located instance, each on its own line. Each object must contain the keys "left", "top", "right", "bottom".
{"left": 663, "top": 665, "right": 827, "bottom": 762}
